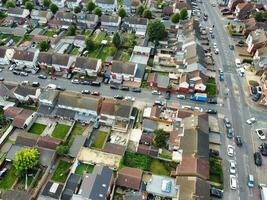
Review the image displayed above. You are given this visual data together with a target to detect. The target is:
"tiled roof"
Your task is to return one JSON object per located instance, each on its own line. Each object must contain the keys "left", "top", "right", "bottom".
{"left": 116, "top": 167, "right": 143, "bottom": 190}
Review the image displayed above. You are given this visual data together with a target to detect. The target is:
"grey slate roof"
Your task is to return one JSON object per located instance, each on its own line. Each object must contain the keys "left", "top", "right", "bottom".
{"left": 37, "top": 147, "right": 55, "bottom": 167}
{"left": 13, "top": 85, "right": 37, "bottom": 97}
{"left": 124, "top": 17, "right": 148, "bottom": 25}
{"left": 95, "top": 0, "right": 115, "bottom": 4}
{"left": 55, "top": 107, "right": 76, "bottom": 119}
{"left": 74, "top": 57, "right": 99, "bottom": 70}
{"left": 134, "top": 64, "right": 146, "bottom": 79}
{"left": 68, "top": 135, "right": 86, "bottom": 158}
{"left": 61, "top": 173, "right": 81, "bottom": 200}
{"left": 1, "top": 190, "right": 30, "bottom": 200}
{"left": 41, "top": 181, "right": 64, "bottom": 199}
{"left": 142, "top": 119, "right": 158, "bottom": 132}
{"left": 39, "top": 89, "right": 59, "bottom": 103}
{"left": 101, "top": 15, "right": 119, "bottom": 23}
{"left": 7, "top": 7, "right": 25, "bottom": 15}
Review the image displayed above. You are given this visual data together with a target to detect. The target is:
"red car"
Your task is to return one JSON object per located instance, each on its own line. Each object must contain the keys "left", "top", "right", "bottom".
{"left": 91, "top": 91, "right": 100, "bottom": 96}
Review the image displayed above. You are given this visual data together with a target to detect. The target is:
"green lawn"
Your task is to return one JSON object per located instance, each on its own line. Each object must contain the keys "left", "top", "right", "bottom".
{"left": 0, "top": 166, "right": 17, "bottom": 189}
{"left": 28, "top": 123, "right": 47, "bottom": 135}
{"left": 51, "top": 160, "right": 71, "bottom": 183}
{"left": 210, "top": 157, "right": 224, "bottom": 188}
{"left": 65, "top": 123, "right": 85, "bottom": 146}
{"left": 87, "top": 48, "right": 99, "bottom": 58}
{"left": 91, "top": 131, "right": 108, "bottom": 149}
{"left": 70, "top": 48, "right": 80, "bottom": 56}
{"left": 44, "top": 29, "right": 58, "bottom": 37}
{"left": 150, "top": 159, "right": 170, "bottom": 176}
{"left": 99, "top": 46, "right": 110, "bottom": 61}
{"left": 206, "top": 78, "right": 217, "bottom": 97}
{"left": 94, "top": 32, "right": 107, "bottom": 44}
{"left": 75, "top": 163, "right": 94, "bottom": 175}
{"left": 119, "top": 52, "right": 130, "bottom": 62}
{"left": 52, "top": 124, "right": 71, "bottom": 140}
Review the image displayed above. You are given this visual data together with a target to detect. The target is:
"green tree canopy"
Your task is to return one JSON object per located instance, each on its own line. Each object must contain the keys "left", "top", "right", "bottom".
{"left": 87, "top": 0, "right": 96, "bottom": 12}
{"left": 137, "top": 5, "right": 145, "bottom": 16}
{"left": 43, "top": 0, "right": 51, "bottom": 8}
{"left": 56, "top": 145, "right": 69, "bottom": 156}
{"left": 85, "top": 37, "right": 96, "bottom": 51}
{"left": 118, "top": 7, "right": 127, "bottom": 18}
{"left": 147, "top": 19, "right": 166, "bottom": 42}
{"left": 22, "top": 0, "right": 29, "bottom": 5}
{"left": 112, "top": 32, "right": 121, "bottom": 49}
{"left": 39, "top": 40, "right": 50, "bottom": 52}
{"left": 6, "top": 0, "right": 15, "bottom": 8}
{"left": 25, "top": 1, "right": 34, "bottom": 11}
{"left": 153, "top": 129, "right": 169, "bottom": 148}
{"left": 142, "top": 8, "right": 152, "bottom": 19}
{"left": 171, "top": 12, "right": 180, "bottom": 24}
{"left": 180, "top": 7, "right": 188, "bottom": 20}
{"left": 74, "top": 6, "right": 81, "bottom": 13}
{"left": 49, "top": 3, "right": 59, "bottom": 14}
{"left": 13, "top": 148, "right": 39, "bottom": 175}
{"left": 67, "top": 25, "right": 76, "bottom": 36}
{"left": 93, "top": 7, "right": 102, "bottom": 16}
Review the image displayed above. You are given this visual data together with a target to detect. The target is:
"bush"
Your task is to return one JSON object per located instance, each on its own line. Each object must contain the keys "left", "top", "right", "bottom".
{"left": 123, "top": 151, "right": 152, "bottom": 171}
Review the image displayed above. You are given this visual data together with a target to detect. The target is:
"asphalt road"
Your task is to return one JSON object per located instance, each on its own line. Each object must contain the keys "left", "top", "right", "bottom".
{"left": 200, "top": 1, "right": 267, "bottom": 200}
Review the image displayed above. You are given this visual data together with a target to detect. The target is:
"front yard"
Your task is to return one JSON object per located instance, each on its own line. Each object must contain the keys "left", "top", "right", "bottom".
{"left": 0, "top": 166, "right": 17, "bottom": 189}
{"left": 52, "top": 124, "right": 71, "bottom": 140}
{"left": 28, "top": 123, "right": 47, "bottom": 135}
{"left": 51, "top": 160, "right": 72, "bottom": 183}
{"left": 75, "top": 163, "right": 94, "bottom": 175}
{"left": 210, "top": 157, "right": 224, "bottom": 189}
{"left": 91, "top": 131, "right": 108, "bottom": 149}
{"left": 206, "top": 77, "right": 217, "bottom": 97}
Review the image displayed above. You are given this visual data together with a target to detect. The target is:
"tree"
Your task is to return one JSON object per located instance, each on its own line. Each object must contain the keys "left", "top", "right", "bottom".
{"left": 56, "top": 145, "right": 69, "bottom": 156}
{"left": 180, "top": 7, "right": 188, "bottom": 20}
{"left": 25, "top": 1, "right": 34, "bottom": 11}
{"left": 147, "top": 19, "right": 166, "bottom": 42}
{"left": 153, "top": 129, "right": 169, "bottom": 148}
{"left": 39, "top": 40, "right": 49, "bottom": 51}
{"left": 112, "top": 32, "right": 121, "bottom": 49}
{"left": 13, "top": 148, "right": 39, "bottom": 175}
{"left": 93, "top": 7, "right": 102, "bottom": 16}
{"left": 142, "top": 8, "right": 152, "bottom": 19}
{"left": 255, "top": 12, "right": 264, "bottom": 22}
{"left": 6, "top": 0, "right": 15, "bottom": 8}
{"left": 67, "top": 25, "right": 76, "bottom": 36}
{"left": 87, "top": 0, "right": 96, "bottom": 12}
{"left": 43, "top": 0, "right": 51, "bottom": 8}
{"left": 74, "top": 6, "right": 81, "bottom": 13}
{"left": 49, "top": 3, "right": 59, "bottom": 14}
{"left": 118, "top": 7, "right": 127, "bottom": 18}
{"left": 22, "top": 0, "right": 29, "bottom": 5}
{"left": 137, "top": 5, "right": 145, "bottom": 16}
{"left": 85, "top": 37, "right": 96, "bottom": 51}
{"left": 171, "top": 12, "right": 180, "bottom": 24}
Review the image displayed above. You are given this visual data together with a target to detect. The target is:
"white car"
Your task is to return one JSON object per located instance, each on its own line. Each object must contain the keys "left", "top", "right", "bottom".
{"left": 21, "top": 80, "right": 29, "bottom": 85}
{"left": 227, "top": 145, "right": 234, "bottom": 157}
{"left": 125, "top": 96, "right": 135, "bottom": 102}
{"left": 230, "top": 175, "right": 237, "bottom": 190}
{"left": 213, "top": 42, "right": 217, "bottom": 48}
{"left": 181, "top": 105, "right": 193, "bottom": 110}
{"left": 214, "top": 48, "right": 219, "bottom": 54}
{"left": 246, "top": 117, "right": 256, "bottom": 125}
{"left": 152, "top": 90, "right": 161, "bottom": 95}
{"left": 229, "top": 160, "right": 236, "bottom": 174}
{"left": 71, "top": 79, "right": 80, "bottom": 84}
{"left": 235, "top": 58, "right": 241, "bottom": 68}
{"left": 46, "top": 84, "right": 57, "bottom": 89}
{"left": 177, "top": 94, "right": 186, "bottom": 100}
{"left": 194, "top": 106, "right": 204, "bottom": 112}
{"left": 256, "top": 129, "right": 266, "bottom": 140}
{"left": 9, "top": 64, "right": 16, "bottom": 71}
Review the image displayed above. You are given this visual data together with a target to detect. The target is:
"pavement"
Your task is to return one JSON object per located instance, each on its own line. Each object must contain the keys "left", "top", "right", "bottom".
{"left": 199, "top": 1, "right": 267, "bottom": 200}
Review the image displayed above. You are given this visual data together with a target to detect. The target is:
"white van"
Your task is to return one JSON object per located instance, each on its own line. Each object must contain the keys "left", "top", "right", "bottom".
{"left": 235, "top": 58, "right": 241, "bottom": 68}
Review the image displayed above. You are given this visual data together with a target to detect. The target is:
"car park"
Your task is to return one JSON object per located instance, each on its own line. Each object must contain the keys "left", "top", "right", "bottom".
{"left": 259, "top": 143, "right": 267, "bottom": 156}
{"left": 110, "top": 85, "right": 119, "bottom": 90}
{"left": 152, "top": 90, "right": 161, "bottom": 95}
{"left": 210, "top": 187, "right": 223, "bottom": 198}
{"left": 114, "top": 95, "right": 124, "bottom": 100}
{"left": 235, "top": 136, "right": 242, "bottom": 146}
{"left": 256, "top": 129, "right": 266, "bottom": 140}
{"left": 227, "top": 145, "right": 234, "bottom": 157}
{"left": 206, "top": 109, "right": 217, "bottom": 114}
{"left": 120, "top": 86, "right": 129, "bottom": 91}
{"left": 177, "top": 94, "right": 186, "bottom": 99}
{"left": 246, "top": 117, "right": 256, "bottom": 125}
{"left": 38, "top": 74, "right": 47, "bottom": 79}
{"left": 254, "top": 152, "right": 262, "bottom": 166}
{"left": 229, "top": 160, "right": 236, "bottom": 174}
{"left": 132, "top": 88, "right": 141, "bottom": 93}
{"left": 247, "top": 174, "right": 254, "bottom": 188}
{"left": 81, "top": 90, "right": 91, "bottom": 94}
{"left": 71, "top": 79, "right": 80, "bottom": 84}
{"left": 230, "top": 175, "right": 237, "bottom": 190}
{"left": 227, "top": 128, "right": 234, "bottom": 139}
{"left": 224, "top": 117, "right": 231, "bottom": 128}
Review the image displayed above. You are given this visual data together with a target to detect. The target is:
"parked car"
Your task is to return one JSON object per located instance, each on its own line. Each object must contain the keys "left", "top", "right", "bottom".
{"left": 38, "top": 74, "right": 47, "bottom": 79}
{"left": 224, "top": 117, "right": 231, "bottom": 128}
{"left": 208, "top": 98, "right": 217, "bottom": 104}
{"left": 230, "top": 175, "right": 237, "bottom": 190}
{"left": 152, "top": 90, "right": 161, "bottom": 95}
{"left": 206, "top": 109, "right": 217, "bottom": 114}
{"left": 32, "top": 82, "right": 40, "bottom": 87}
{"left": 114, "top": 95, "right": 124, "bottom": 100}
{"left": 256, "top": 129, "right": 266, "bottom": 140}
{"left": 227, "top": 145, "right": 234, "bottom": 157}
{"left": 247, "top": 174, "right": 254, "bottom": 188}
{"left": 252, "top": 93, "right": 261, "bottom": 102}
{"left": 154, "top": 100, "right": 164, "bottom": 106}
{"left": 177, "top": 94, "right": 186, "bottom": 99}
{"left": 0, "top": 168, "right": 7, "bottom": 179}
{"left": 259, "top": 143, "right": 267, "bottom": 156}
{"left": 246, "top": 117, "right": 256, "bottom": 125}
{"left": 71, "top": 79, "right": 80, "bottom": 84}
{"left": 91, "top": 81, "right": 101, "bottom": 87}
{"left": 55, "top": 86, "right": 65, "bottom": 91}
{"left": 165, "top": 91, "right": 171, "bottom": 100}
{"left": 0, "top": 77, "right": 4, "bottom": 81}
{"left": 229, "top": 160, "right": 236, "bottom": 174}
{"left": 210, "top": 187, "right": 223, "bottom": 198}
{"left": 132, "top": 88, "right": 141, "bottom": 93}
{"left": 251, "top": 86, "right": 257, "bottom": 94}
{"left": 229, "top": 45, "right": 234, "bottom": 50}
{"left": 235, "top": 58, "right": 241, "bottom": 68}
{"left": 110, "top": 85, "right": 119, "bottom": 90}
{"left": 81, "top": 80, "right": 91, "bottom": 85}
{"left": 194, "top": 106, "right": 204, "bottom": 112}
{"left": 254, "top": 152, "right": 262, "bottom": 166}
{"left": 227, "top": 128, "right": 234, "bottom": 139}
{"left": 209, "top": 149, "right": 219, "bottom": 157}
{"left": 47, "top": 84, "right": 57, "bottom": 89}
{"left": 12, "top": 70, "right": 20, "bottom": 75}
{"left": 21, "top": 80, "right": 29, "bottom": 85}
{"left": 235, "top": 136, "right": 242, "bottom": 146}
{"left": 91, "top": 91, "right": 100, "bottom": 96}
{"left": 120, "top": 86, "right": 130, "bottom": 91}
{"left": 125, "top": 96, "right": 135, "bottom": 102}
{"left": 9, "top": 63, "right": 16, "bottom": 71}
{"left": 20, "top": 71, "right": 28, "bottom": 76}
{"left": 81, "top": 90, "right": 91, "bottom": 94}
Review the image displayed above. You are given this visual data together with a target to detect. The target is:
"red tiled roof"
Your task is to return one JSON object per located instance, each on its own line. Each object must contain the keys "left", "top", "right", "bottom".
{"left": 13, "top": 110, "right": 34, "bottom": 129}
{"left": 117, "top": 167, "right": 143, "bottom": 190}
{"left": 150, "top": 105, "right": 161, "bottom": 118}
{"left": 37, "top": 135, "right": 61, "bottom": 150}
{"left": 4, "top": 107, "right": 23, "bottom": 118}
{"left": 147, "top": 73, "right": 157, "bottom": 83}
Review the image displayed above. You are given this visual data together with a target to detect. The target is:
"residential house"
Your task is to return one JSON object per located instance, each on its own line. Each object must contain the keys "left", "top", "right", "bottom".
{"left": 100, "top": 15, "right": 121, "bottom": 35}
{"left": 253, "top": 47, "right": 267, "bottom": 72}
{"left": 116, "top": 167, "right": 143, "bottom": 190}
{"left": 110, "top": 60, "right": 137, "bottom": 83}
{"left": 73, "top": 57, "right": 102, "bottom": 76}
{"left": 234, "top": 2, "right": 254, "bottom": 20}
{"left": 50, "top": 0, "right": 66, "bottom": 8}
{"left": 0, "top": 47, "right": 14, "bottom": 65}
{"left": 0, "top": 82, "right": 17, "bottom": 108}
{"left": 30, "top": 10, "right": 53, "bottom": 24}
{"left": 259, "top": 70, "right": 267, "bottom": 106}
{"left": 76, "top": 13, "right": 99, "bottom": 29}
{"left": 4, "top": 106, "right": 36, "bottom": 129}
{"left": 13, "top": 85, "right": 41, "bottom": 102}
{"left": 142, "top": 118, "right": 158, "bottom": 133}
{"left": 7, "top": 7, "right": 30, "bottom": 19}
{"left": 56, "top": 91, "right": 102, "bottom": 123}
{"left": 173, "top": 1, "right": 191, "bottom": 13}
{"left": 66, "top": 0, "right": 82, "bottom": 9}
{"left": 15, "top": 132, "right": 39, "bottom": 147}
{"left": 246, "top": 29, "right": 267, "bottom": 55}
{"left": 147, "top": 73, "right": 170, "bottom": 91}
{"left": 61, "top": 173, "right": 81, "bottom": 200}
{"left": 37, "top": 89, "right": 59, "bottom": 115}
{"left": 123, "top": 17, "right": 148, "bottom": 37}
{"left": 54, "top": 11, "right": 76, "bottom": 23}
{"left": 12, "top": 48, "right": 39, "bottom": 68}
{"left": 244, "top": 18, "right": 267, "bottom": 37}
{"left": 94, "top": 0, "right": 118, "bottom": 13}
{"left": 130, "top": 46, "right": 151, "bottom": 65}
{"left": 73, "top": 165, "right": 113, "bottom": 200}
{"left": 37, "top": 135, "right": 61, "bottom": 150}
{"left": 228, "top": 0, "right": 245, "bottom": 10}
{"left": 123, "top": 0, "right": 140, "bottom": 13}
{"left": 39, "top": 181, "right": 64, "bottom": 199}
{"left": 163, "top": 6, "right": 174, "bottom": 16}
